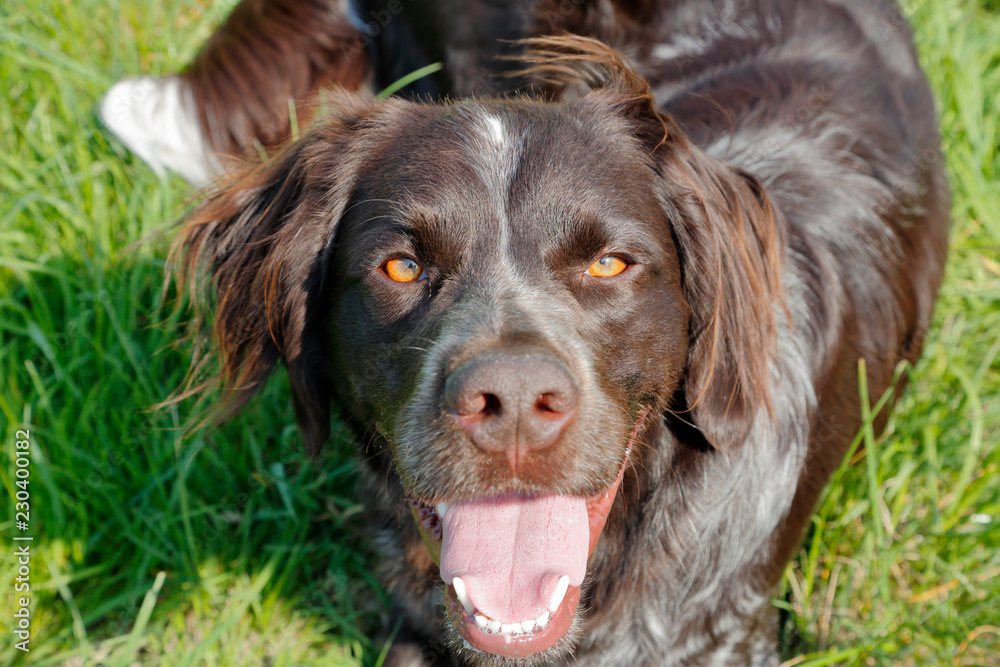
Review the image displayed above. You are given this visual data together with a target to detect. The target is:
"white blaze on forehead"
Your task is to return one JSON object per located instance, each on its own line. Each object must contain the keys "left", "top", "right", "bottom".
{"left": 462, "top": 110, "right": 521, "bottom": 259}
{"left": 468, "top": 110, "right": 511, "bottom": 159}
{"left": 484, "top": 114, "right": 506, "bottom": 145}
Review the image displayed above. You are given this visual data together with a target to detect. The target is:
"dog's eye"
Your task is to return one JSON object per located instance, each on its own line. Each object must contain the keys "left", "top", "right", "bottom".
{"left": 587, "top": 255, "right": 629, "bottom": 278}
{"left": 383, "top": 257, "right": 427, "bottom": 283}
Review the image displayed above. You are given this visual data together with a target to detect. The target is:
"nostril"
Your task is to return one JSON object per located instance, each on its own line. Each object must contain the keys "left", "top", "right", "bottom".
{"left": 482, "top": 393, "right": 501, "bottom": 417}
{"left": 535, "top": 391, "right": 576, "bottom": 416}
{"left": 451, "top": 392, "right": 501, "bottom": 419}
{"left": 535, "top": 393, "right": 558, "bottom": 414}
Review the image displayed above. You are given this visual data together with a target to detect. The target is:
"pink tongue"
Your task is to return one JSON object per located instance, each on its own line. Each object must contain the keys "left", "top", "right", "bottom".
{"left": 439, "top": 494, "right": 589, "bottom": 622}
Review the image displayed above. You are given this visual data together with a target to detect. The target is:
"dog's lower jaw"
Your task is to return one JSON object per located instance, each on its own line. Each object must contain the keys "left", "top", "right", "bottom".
{"left": 444, "top": 598, "right": 587, "bottom": 667}
{"left": 443, "top": 583, "right": 583, "bottom": 663}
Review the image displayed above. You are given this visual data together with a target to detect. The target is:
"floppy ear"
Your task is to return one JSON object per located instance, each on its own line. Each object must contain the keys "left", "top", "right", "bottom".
{"left": 661, "top": 152, "right": 784, "bottom": 451}
{"left": 170, "top": 116, "right": 366, "bottom": 454}
{"left": 518, "top": 36, "right": 785, "bottom": 451}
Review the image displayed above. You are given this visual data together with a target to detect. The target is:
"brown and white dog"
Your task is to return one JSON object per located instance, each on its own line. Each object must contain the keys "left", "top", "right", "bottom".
{"left": 107, "top": 1, "right": 950, "bottom": 665}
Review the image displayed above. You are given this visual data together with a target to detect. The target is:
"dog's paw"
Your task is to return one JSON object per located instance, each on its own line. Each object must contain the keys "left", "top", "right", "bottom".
{"left": 99, "top": 76, "right": 219, "bottom": 186}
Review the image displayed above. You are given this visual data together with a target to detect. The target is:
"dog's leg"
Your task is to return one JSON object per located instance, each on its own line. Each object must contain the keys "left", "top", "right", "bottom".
{"left": 100, "top": 0, "right": 369, "bottom": 185}
{"left": 100, "top": 75, "right": 220, "bottom": 185}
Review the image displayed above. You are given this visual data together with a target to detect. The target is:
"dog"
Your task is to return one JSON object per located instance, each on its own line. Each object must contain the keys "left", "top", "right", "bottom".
{"left": 126, "top": 1, "right": 950, "bottom": 664}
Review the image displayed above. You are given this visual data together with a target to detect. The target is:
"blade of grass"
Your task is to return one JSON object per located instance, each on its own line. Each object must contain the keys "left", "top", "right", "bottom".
{"left": 115, "top": 570, "right": 167, "bottom": 667}
{"left": 375, "top": 63, "right": 443, "bottom": 100}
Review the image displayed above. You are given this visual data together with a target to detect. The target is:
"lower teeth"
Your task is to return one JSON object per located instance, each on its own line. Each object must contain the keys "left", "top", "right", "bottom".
{"left": 469, "top": 609, "right": 550, "bottom": 636}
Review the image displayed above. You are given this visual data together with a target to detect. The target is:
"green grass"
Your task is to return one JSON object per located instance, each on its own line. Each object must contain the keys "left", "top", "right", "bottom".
{"left": 0, "top": 0, "right": 997, "bottom": 665}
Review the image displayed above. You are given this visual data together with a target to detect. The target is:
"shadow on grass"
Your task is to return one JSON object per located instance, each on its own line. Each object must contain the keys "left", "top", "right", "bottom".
{"left": 1, "top": 255, "right": 393, "bottom": 666}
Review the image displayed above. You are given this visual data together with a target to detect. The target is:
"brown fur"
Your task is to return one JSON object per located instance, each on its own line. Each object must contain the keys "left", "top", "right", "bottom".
{"left": 169, "top": 2, "right": 949, "bottom": 665}
{"left": 182, "top": 0, "right": 370, "bottom": 158}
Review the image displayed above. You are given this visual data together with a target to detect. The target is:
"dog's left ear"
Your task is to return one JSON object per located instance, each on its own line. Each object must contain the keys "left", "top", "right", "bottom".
{"left": 170, "top": 108, "right": 371, "bottom": 454}
{"left": 518, "top": 36, "right": 785, "bottom": 451}
{"left": 661, "top": 152, "right": 784, "bottom": 452}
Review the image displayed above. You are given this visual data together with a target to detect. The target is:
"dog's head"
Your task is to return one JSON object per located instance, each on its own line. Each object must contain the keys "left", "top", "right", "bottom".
{"left": 174, "top": 36, "right": 781, "bottom": 664}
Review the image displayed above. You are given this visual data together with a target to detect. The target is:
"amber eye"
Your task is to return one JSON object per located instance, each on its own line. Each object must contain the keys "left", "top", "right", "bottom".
{"left": 383, "top": 257, "right": 426, "bottom": 283}
{"left": 587, "top": 255, "right": 629, "bottom": 278}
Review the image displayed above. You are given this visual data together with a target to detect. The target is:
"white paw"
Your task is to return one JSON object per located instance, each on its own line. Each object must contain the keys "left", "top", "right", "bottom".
{"left": 100, "top": 76, "right": 220, "bottom": 186}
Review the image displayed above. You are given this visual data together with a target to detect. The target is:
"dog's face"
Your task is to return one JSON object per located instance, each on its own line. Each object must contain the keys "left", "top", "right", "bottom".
{"left": 325, "top": 100, "right": 689, "bottom": 658}
{"left": 175, "top": 39, "right": 780, "bottom": 665}
{"left": 328, "top": 100, "right": 690, "bottom": 495}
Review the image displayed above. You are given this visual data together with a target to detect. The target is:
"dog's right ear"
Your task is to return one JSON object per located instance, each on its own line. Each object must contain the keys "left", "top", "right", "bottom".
{"left": 170, "top": 108, "right": 369, "bottom": 454}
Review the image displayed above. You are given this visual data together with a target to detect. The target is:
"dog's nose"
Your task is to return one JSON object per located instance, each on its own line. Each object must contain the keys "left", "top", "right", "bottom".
{"left": 444, "top": 353, "right": 578, "bottom": 469}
